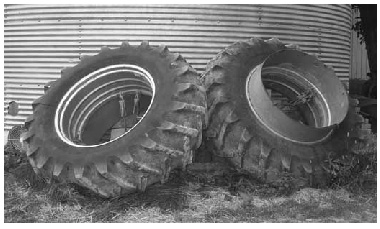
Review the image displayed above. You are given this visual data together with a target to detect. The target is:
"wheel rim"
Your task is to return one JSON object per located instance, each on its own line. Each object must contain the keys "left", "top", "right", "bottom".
{"left": 55, "top": 64, "right": 155, "bottom": 147}
{"left": 262, "top": 67, "right": 328, "bottom": 128}
{"left": 246, "top": 49, "right": 349, "bottom": 144}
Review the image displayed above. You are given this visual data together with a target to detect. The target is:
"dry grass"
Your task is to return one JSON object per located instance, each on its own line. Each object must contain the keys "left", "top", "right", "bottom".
{"left": 3, "top": 139, "right": 377, "bottom": 223}
{"left": 4, "top": 166, "right": 376, "bottom": 223}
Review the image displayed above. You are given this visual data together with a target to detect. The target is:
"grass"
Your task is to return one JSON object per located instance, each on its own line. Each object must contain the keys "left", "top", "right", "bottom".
{"left": 3, "top": 136, "right": 377, "bottom": 223}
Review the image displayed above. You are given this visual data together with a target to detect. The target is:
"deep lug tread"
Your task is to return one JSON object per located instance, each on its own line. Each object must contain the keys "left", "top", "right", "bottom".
{"left": 128, "top": 148, "right": 168, "bottom": 175}
{"left": 203, "top": 37, "right": 370, "bottom": 187}
{"left": 26, "top": 144, "right": 39, "bottom": 156}
{"left": 215, "top": 110, "right": 239, "bottom": 151}
{"left": 158, "top": 121, "right": 199, "bottom": 138}
{"left": 117, "top": 153, "right": 133, "bottom": 165}
{"left": 167, "top": 52, "right": 181, "bottom": 63}
{"left": 20, "top": 131, "right": 31, "bottom": 143}
{"left": 220, "top": 122, "right": 251, "bottom": 158}
{"left": 205, "top": 101, "right": 229, "bottom": 138}
{"left": 32, "top": 96, "right": 45, "bottom": 108}
{"left": 259, "top": 142, "right": 272, "bottom": 173}
{"left": 25, "top": 114, "right": 34, "bottom": 126}
{"left": 175, "top": 83, "right": 206, "bottom": 95}
{"left": 140, "top": 40, "right": 149, "bottom": 47}
{"left": 139, "top": 136, "right": 185, "bottom": 157}
{"left": 53, "top": 162, "right": 65, "bottom": 176}
{"left": 120, "top": 41, "right": 130, "bottom": 48}
{"left": 100, "top": 46, "right": 111, "bottom": 52}
{"left": 73, "top": 165, "right": 85, "bottom": 179}
{"left": 281, "top": 153, "right": 292, "bottom": 170}
{"left": 235, "top": 127, "right": 252, "bottom": 157}
{"left": 61, "top": 67, "right": 74, "bottom": 78}
{"left": 79, "top": 55, "right": 91, "bottom": 61}
{"left": 285, "top": 44, "right": 301, "bottom": 50}
{"left": 302, "top": 160, "right": 313, "bottom": 174}
{"left": 142, "top": 143, "right": 184, "bottom": 157}
{"left": 157, "top": 44, "right": 169, "bottom": 55}
{"left": 172, "top": 63, "right": 190, "bottom": 75}
{"left": 204, "top": 65, "right": 227, "bottom": 88}
{"left": 22, "top": 42, "right": 204, "bottom": 198}
{"left": 105, "top": 169, "right": 137, "bottom": 190}
{"left": 35, "top": 152, "right": 49, "bottom": 169}
{"left": 94, "top": 161, "right": 108, "bottom": 174}
{"left": 170, "top": 101, "right": 206, "bottom": 115}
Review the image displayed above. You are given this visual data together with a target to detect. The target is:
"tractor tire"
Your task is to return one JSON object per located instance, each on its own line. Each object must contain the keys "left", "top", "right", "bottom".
{"left": 202, "top": 37, "right": 371, "bottom": 187}
{"left": 21, "top": 41, "right": 206, "bottom": 198}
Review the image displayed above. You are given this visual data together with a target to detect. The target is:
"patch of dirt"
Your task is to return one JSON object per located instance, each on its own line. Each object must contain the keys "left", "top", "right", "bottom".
{"left": 3, "top": 146, "right": 377, "bottom": 223}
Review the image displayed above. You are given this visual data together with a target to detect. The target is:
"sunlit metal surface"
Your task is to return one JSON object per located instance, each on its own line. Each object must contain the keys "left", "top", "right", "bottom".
{"left": 4, "top": 4, "right": 352, "bottom": 132}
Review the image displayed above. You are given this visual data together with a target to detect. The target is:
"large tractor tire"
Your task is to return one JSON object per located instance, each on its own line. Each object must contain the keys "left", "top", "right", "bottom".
{"left": 21, "top": 41, "right": 206, "bottom": 198}
{"left": 202, "top": 37, "right": 371, "bottom": 187}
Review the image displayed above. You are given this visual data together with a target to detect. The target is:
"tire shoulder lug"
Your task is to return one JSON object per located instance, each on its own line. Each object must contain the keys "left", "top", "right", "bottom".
{"left": 26, "top": 144, "right": 39, "bottom": 156}
{"left": 140, "top": 40, "right": 149, "bottom": 47}
{"left": 139, "top": 176, "right": 148, "bottom": 192}
{"left": 35, "top": 154, "right": 49, "bottom": 169}
{"left": 73, "top": 165, "right": 85, "bottom": 178}
{"left": 157, "top": 44, "right": 169, "bottom": 55}
{"left": 53, "top": 163, "right": 65, "bottom": 176}
{"left": 117, "top": 153, "right": 133, "bottom": 165}
{"left": 302, "top": 161, "right": 313, "bottom": 174}
{"left": 20, "top": 131, "right": 34, "bottom": 142}
{"left": 281, "top": 154, "right": 291, "bottom": 170}
{"left": 170, "top": 101, "right": 206, "bottom": 114}
{"left": 158, "top": 121, "right": 199, "bottom": 138}
{"left": 94, "top": 161, "right": 108, "bottom": 174}
{"left": 120, "top": 40, "right": 130, "bottom": 48}
{"left": 100, "top": 46, "right": 111, "bottom": 52}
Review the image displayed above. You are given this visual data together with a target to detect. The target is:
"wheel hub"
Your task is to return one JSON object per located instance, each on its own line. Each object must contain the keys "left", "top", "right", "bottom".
{"left": 246, "top": 49, "right": 349, "bottom": 144}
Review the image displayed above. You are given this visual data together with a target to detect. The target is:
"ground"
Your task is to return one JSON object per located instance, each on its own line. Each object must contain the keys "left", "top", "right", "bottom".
{"left": 3, "top": 151, "right": 377, "bottom": 223}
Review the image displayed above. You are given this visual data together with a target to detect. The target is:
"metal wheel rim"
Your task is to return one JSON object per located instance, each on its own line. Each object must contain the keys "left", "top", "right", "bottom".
{"left": 55, "top": 64, "right": 155, "bottom": 147}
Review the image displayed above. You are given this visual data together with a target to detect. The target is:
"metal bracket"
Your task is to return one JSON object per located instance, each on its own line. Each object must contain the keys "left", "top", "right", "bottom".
{"left": 133, "top": 90, "right": 141, "bottom": 115}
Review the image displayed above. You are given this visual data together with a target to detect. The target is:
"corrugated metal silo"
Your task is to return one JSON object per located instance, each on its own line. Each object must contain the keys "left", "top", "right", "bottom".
{"left": 4, "top": 4, "right": 353, "bottom": 138}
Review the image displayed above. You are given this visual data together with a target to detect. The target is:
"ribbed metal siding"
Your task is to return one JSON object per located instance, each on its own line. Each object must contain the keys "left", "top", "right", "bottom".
{"left": 4, "top": 4, "right": 352, "bottom": 132}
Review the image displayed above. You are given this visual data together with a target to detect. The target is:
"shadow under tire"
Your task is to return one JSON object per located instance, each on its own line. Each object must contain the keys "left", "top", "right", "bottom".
{"left": 21, "top": 41, "right": 206, "bottom": 198}
{"left": 202, "top": 37, "right": 371, "bottom": 187}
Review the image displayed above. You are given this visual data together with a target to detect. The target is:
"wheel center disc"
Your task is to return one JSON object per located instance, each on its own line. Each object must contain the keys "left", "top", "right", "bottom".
{"left": 246, "top": 49, "right": 349, "bottom": 144}
{"left": 55, "top": 64, "right": 155, "bottom": 147}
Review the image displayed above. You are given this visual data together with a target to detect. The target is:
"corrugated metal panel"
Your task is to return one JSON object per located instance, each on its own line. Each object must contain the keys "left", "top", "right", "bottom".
{"left": 4, "top": 4, "right": 352, "bottom": 132}
{"left": 350, "top": 7, "right": 370, "bottom": 80}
